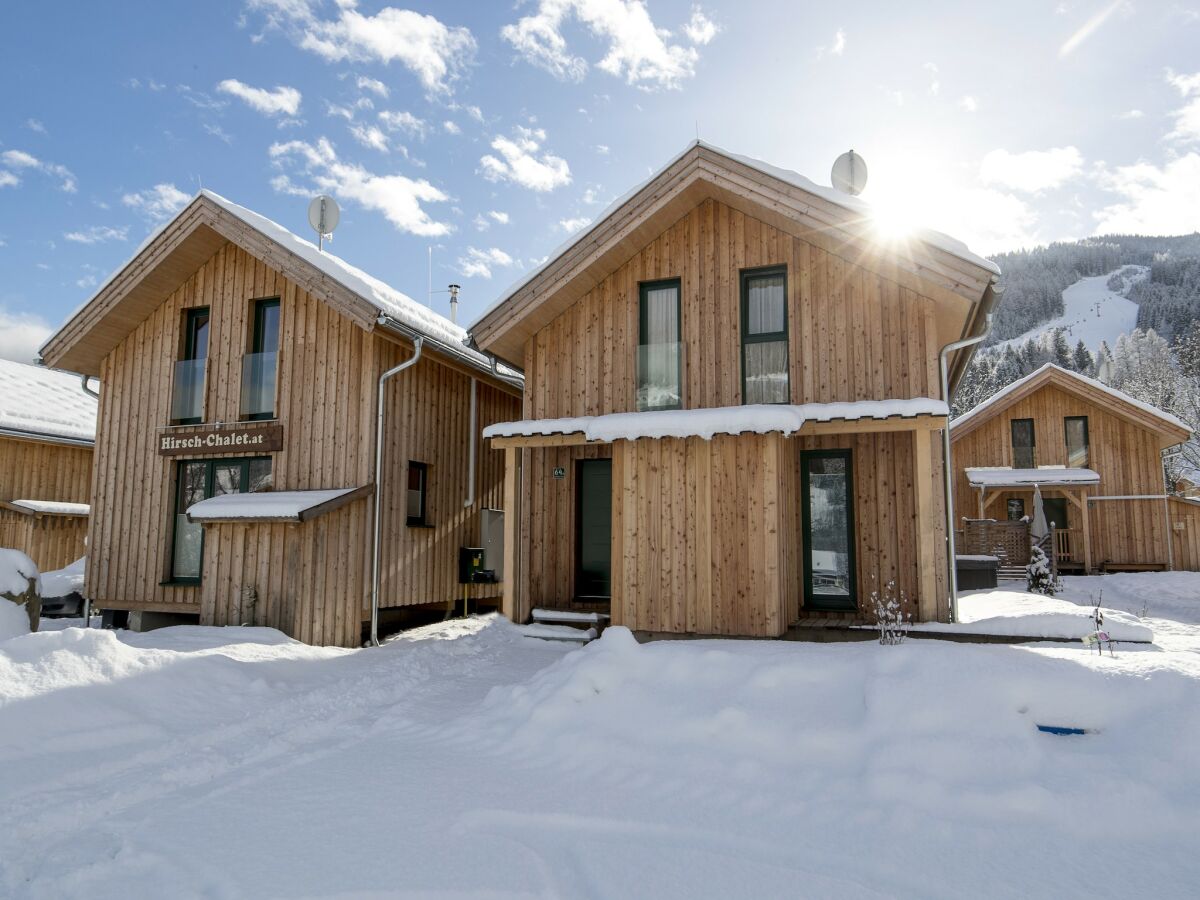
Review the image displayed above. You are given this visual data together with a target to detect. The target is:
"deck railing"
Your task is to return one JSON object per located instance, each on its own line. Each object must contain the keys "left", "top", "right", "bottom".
{"left": 170, "top": 358, "right": 206, "bottom": 424}
{"left": 239, "top": 351, "right": 278, "bottom": 420}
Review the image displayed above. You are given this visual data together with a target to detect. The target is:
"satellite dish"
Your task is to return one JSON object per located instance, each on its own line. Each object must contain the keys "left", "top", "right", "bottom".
{"left": 307, "top": 195, "right": 340, "bottom": 250}
{"left": 831, "top": 150, "right": 868, "bottom": 196}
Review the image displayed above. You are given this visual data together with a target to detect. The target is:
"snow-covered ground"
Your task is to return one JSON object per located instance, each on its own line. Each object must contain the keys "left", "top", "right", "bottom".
{"left": 995, "top": 267, "right": 1146, "bottom": 354}
{"left": 3, "top": 577, "right": 1200, "bottom": 898}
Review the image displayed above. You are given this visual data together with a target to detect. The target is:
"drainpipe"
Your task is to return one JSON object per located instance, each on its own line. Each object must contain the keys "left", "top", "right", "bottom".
{"left": 463, "top": 377, "right": 477, "bottom": 508}
{"left": 80, "top": 374, "right": 99, "bottom": 399}
{"left": 370, "top": 336, "right": 424, "bottom": 647}
{"left": 939, "top": 312, "right": 993, "bottom": 624}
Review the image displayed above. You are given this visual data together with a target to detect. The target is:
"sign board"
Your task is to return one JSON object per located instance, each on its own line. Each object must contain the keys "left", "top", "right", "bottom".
{"left": 552, "top": 466, "right": 566, "bottom": 479}
{"left": 158, "top": 423, "right": 284, "bottom": 457}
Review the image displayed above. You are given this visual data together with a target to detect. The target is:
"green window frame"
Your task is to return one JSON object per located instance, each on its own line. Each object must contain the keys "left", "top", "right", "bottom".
{"left": 800, "top": 449, "right": 857, "bottom": 611}
{"left": 740, "top": 266, "right": 790, "bottom": 404}
{"left": 245, "top": 297, "right": 281, "bottom": 421}
{"left": 184, "top": 307, "right": 211, "bottom": 362}
{"left": 1011, "top": 418, "right": 1036, "bottom": 469}
{"left": 1065, "top": 416, "right": 1089, "bottom": 468}
{"left": 406, "top": 461, "right": 429, "bottom": 527}
{"left": 168, "top": 456, "right": 272, "bottom": 584}
{"left": 173, "top": 307, "right": 211, "bottom": 426}
{"left": 637, "top": 278, "right": 682, "bottom": 411}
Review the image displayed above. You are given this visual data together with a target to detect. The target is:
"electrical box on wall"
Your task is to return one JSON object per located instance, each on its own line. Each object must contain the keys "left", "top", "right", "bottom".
{"left": 459, "top": 546, "right": 493, "bottom": 584}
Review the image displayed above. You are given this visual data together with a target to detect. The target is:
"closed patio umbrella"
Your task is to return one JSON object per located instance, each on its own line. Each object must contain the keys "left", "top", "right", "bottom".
{"left": 1030, "top": 482, "right": 1049, "bottom": 543}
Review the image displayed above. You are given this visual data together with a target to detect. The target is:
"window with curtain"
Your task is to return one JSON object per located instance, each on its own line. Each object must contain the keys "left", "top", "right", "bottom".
{"left": 1011, "top": 418, "right": 1036, "bottom": 469}
{"left": 637, "top": 279, "right": 682, "bottom": 410}
{"left": 407, "top": 462, "right": 429, "bottom": 527}
{"left": 741, "top": 267, "right": 789, "bottom": 404}
{"left": 1065, "top": 416, "right": 1089, "bottom": 468}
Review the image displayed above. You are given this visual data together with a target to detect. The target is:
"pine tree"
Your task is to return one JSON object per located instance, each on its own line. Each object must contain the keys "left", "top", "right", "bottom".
{"left": 1072, "top": 340, "right": 1094, "bottom": 376}
{"left": 1051, "top": 328, "right": 1072, "bottom": 368}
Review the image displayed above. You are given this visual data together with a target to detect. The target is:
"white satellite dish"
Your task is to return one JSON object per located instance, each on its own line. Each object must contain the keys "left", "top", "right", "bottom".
{"left": 307, "top": 195, "right": 340, "bottom": 251}
{"left": 831, "top": 150, "right": 868, "bottom": 196}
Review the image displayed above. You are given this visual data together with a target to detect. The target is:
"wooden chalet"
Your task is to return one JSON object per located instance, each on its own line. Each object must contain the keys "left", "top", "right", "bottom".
{"left": 951, "top": 363, "right": 1198, "bottom": 573}
{"left": 0, "top": 359, "right": 96, "bottom": 572}
{"left": 472, "top": 141, "right": 999, "bottom": 635}
{"left": 40, "top": 191, "right": 521, "bottom": 646}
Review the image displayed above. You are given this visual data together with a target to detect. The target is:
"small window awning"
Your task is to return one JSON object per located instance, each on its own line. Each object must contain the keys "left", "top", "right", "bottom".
{"left": 0, "top": 499, "right": 90, "bottom": 518}
{"left": 186, "top": 485, "right": 372, "bottom": 524}
{"left": 965, "top": 467, "right": 1100, "bottom": 489}
{"left": 484, "top": 398, "right": 949, "bottom": 447}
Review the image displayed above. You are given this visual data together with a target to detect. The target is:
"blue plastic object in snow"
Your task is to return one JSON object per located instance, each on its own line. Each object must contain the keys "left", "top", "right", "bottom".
{"left": 1036, "top": 724, "right": 1089, "bottom": 736}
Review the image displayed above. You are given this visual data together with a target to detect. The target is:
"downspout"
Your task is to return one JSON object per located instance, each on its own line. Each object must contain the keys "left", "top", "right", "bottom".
{"left": 370, "top": 336, "right": 424, "bottom": 647}
{"left": 463, "top": 377, "right": 477, "bottom": 508}
{"left": 938, "top": 311, "right": 993, "bottom": 624}
{"left": 80, "top": 374, "right": 99, "bottom": 399}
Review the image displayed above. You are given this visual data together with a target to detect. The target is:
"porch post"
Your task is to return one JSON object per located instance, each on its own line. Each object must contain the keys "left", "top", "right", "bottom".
{"left": 502, "top": 446, "right": 520, "bottom": 622}
{"left": 1080, "top": 487, "right": 1092, "bottom": 573}
{"left": 913, "top": 427, "right": 941, "bottom": 621}
{"left": 977, "top": 486, "right": 985, "bottom": 519}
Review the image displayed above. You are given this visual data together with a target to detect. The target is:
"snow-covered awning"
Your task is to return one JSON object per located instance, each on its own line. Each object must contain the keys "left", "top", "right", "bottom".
{"left": 965, "top": 467, "right": 1100, "bottom": 489}
{"left": 484, "top": 398, "right": 949, "bottom": 445}
{"left": 0, "top": 499, "right": 90, "bottom": 518}
{"left": 187, "top": 486, "right": 372, "bottom": 524}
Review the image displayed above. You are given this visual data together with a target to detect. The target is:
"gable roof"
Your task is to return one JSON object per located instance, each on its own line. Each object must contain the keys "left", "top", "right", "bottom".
{"left": 0, "top": 359, "right": 97, "bottom": 446}
{"left": 470, "top": 140, "right": 1000, "bottom": 367}
{"left": 951, "top": 363, "right": 1192, "bottom": 448}
{"left": 40, "top": 191, "right": 520, "bottom": 390}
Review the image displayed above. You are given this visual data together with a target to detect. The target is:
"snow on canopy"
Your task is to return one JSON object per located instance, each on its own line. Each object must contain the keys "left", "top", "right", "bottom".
{"left": 8, "top": 500, "right": 90, "bottom": 517}
{"left": 965, "top": 467, "right": 1101, "bottom": 488}
{"left": 484, "top": 398, "right": 949, "bottom": 443}
{"left": 0, "top": 359, "right": 97, "bottom": 443}
{"left": 187, "top": 487, "right": 362, "bottom": 522}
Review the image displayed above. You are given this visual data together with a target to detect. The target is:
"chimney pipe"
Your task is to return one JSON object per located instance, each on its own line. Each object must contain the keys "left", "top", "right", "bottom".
{"left": 448, "top": 283, "right": 461, "bottom": 324}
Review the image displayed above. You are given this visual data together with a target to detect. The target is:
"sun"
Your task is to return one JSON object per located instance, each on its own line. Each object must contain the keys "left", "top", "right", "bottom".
{"left": 867, "top": 196, "right": 920, "bottom": 243}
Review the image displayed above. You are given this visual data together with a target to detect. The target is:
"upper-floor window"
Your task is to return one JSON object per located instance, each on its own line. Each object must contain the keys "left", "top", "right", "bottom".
{"left": 1065, "top": 416, "right": 1089, "bottom": 468}
{"left": 242, "top": 297, "right": 280, "bottom": 421}
{"left": 741, "top": 267, "right": 789, "bottom": 404}
{"left": 637, "top": 279, "right": 682, "bottom": 411}
{"left": 1011, "top": 418, "right": 1035, "bottom": 468}
{"left": 171, "top": 307, "right": 210, "bottom": 425}
{"left": 407, "top": 461, "right": 429, "bottom": 527}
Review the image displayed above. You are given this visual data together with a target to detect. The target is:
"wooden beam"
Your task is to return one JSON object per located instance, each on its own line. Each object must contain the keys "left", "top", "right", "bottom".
{"left": 977, "top": 486, "right": 986, "bottom": 520}
{"left": 502, "top": 446, "right": 519, "bottom": 621}
{"left": 1081, "top": 488, "right": 1092, "bottom": 573}
{"left": 489, "top": 432, "right": 602, "bottom": 449}
{"left": 912, "top": 428, "right": 940, "bottom": 621}
{"left": 984, "top": 490, "right": 1005, "bottom": 514}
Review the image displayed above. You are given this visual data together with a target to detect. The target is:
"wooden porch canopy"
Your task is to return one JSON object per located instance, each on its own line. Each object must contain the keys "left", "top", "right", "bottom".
{"left": 0, "top": 499, "right": 90, "bottom": 519}
{"left": 186, "top": 485, "right": 373, "bottom": 524}
{"left": 964, "top": 467, "right": 1099, "bottom": 570}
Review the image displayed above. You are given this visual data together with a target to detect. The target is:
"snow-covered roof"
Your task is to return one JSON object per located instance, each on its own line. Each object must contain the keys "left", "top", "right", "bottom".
{"left": 964, "top": 467, "right": 1100, "bottom": 488}
{"left": 484, "top": 398, "right": 948, "bottom": 444}
{"left": 952, "top": 363, "right": 1192, "bottom": 437}
{"left": 0, "top": 359, "right": 97, "bottom": 445}
{"left": 5, "top": 500, "right": 90, "bottom": 517}
{"left": 187, "top": 486, "right": 370, "bottom": 523}
{"left": 476, "top": 140, "right": 999, "bottom": 330}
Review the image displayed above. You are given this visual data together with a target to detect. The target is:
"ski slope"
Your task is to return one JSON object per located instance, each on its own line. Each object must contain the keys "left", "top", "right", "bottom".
{"left": 996, "top": 266, "right": 1147, "bottom": 354}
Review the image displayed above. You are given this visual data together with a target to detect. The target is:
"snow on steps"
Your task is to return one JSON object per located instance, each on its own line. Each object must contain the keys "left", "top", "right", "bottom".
{"left": 522, "top": 608, "right": 610, "bottom": 643}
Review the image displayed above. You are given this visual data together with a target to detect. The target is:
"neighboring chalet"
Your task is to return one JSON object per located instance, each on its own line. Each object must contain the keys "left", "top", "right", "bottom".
{"left": 0, "top": 359, "right": 96, "bottom": 571}
{"left": 40, "top": 192, "right": 522, "bottom": 646}
{"left": 951, "top": 363, "right": 1199, "bottom": 572}
{"left": 472, "top": 141, "right": 999, "bottom": 636}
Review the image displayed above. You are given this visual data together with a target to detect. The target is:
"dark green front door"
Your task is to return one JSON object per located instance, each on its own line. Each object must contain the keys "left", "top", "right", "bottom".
{"left": 801, "top": 449, "right": 857, "bottom": 611}
{"left": 576, "top": 459, "right": 612, "bottom": 600}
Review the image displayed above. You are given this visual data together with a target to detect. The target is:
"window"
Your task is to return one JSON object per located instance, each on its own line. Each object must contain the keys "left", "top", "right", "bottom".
{"left": 741, "top": 267, "right": 789, "bottom": 404}
{"left": 172, "top": 307, "right": 210, "bottom": 424}
{"left": 406, "top": 462, "right": 428, "bottom": 527}
{"left": 1065, "top": 416, "right": 1089, "bottom": 468}
{"left": 242, "top": 298, "right": 281, "bottom": 421}
{"left": 170, "top": 456, "right": 272, "bottom": 582}
{"left": 801, "top": 450, "right": 856, "bottom": 611}
{"left": 1011, "top": 418, "right": 1035, "bottom": 468}
{"left": 1007, "top": 498, "right": 1026, "bottom": 521}
{"left": 637, "top": 279, "right": 682, "bottom": 411}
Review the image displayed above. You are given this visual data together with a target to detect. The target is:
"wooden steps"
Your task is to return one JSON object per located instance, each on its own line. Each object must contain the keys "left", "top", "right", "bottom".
{"left": 523, "top": 607, "right": 610, "bottom": 643}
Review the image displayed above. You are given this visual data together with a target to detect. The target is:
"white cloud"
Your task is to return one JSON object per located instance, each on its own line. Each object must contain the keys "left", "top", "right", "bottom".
{"left": 0, "top": 305, "right": 53, "bottom": 364}
{"left": 217, "top": 78, "right": 303, "bottom": 116}
{"left": 443, "top": 120, "right": 461, "bottom": 135}
{"left": 979, "top": 146, "right": 1084, "bottom": 193}
{"left": 122, "top": 183, "right": 192, "bottom": 222}
{"left": 959, "top": 95, "right": 978, "bottom": 112}
{"left": 559, "top": 216, "right": 591, "bottom": 233}
{"left": 378, "top": 109, "right": 427, "bottom": 137}
{"left": 817, "top": 28, "right": 846, "bottom": 58}
{"left": 356, "top": 75, "right": 389, "bottom": 98}
{"left": 25, "top": 118, "right": 47, "bottom": 135}
{"left": 76, "top": 273, "right": 99, "bottom": 290}
{"left": 923, "top": 62, "right": 940, "bottom": 95}
{"left": 1117, "top": 108, "right": 1144, "bottom": 120}
{"left": 64, "top": 225, "right": 129, "bottom": 245}
{"left": 457, "top": 246, "right": 515, "bottom": 279}
{"left": 1093, "top": 152, "right": 1200, "bottom": 234}
{"left": 0, "top": 171, "right": 18, "bottom": 189}
{"left": 0, "top": 150, "right": 76, "bottom": 193}
{"left": 472, "top": 214, "right": 489, "bottom": 231}
{"left": 479, "top": 126, "right": 571, "bottom": 192}
{"left": 501, "top": 0, "right": 710, "bottom": 90}
{"left": 269, "top": 137, "right": 450, "bottom": 236}
{"left": 349, "top": 123, "right": 390, "bottom": 152}
{"left": 1166, "top": 69, "right": 1200, "bottom": 144}
{"left": 250, "top": 0, "right": 475, "bottom": 95}
{"left": 488, "top": 210, "right": 509, "bottom": 225}
{"left": 683, "top": 7, "right": 719, "bottom": 45}
{"left": 595, "top": 144, "right": 610, "bottom": 155}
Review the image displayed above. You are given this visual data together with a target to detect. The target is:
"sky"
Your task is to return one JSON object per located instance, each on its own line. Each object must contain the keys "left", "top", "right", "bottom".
{"left": 1, "top": 0, "right": 1199, "bottom": 364}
